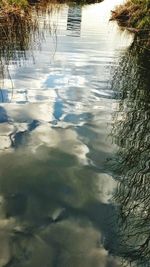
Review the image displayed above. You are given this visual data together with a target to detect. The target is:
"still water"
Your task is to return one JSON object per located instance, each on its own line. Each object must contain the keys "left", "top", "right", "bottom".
{"left": 0, "top": 0, "right": 150, "bottom": 266}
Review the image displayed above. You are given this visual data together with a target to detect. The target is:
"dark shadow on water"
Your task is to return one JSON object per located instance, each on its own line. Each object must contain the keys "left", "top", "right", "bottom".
{"left": 0, "top": 106, "right": 9, "bottom": 123}
{"left": 67, "top": 6, "right": 82, "bottom": 37}
{"left": 111, "top": 36, "right": 150, "bottom": 267}
{"left": 0, "top": 146, "right": 119, "bottom": 267}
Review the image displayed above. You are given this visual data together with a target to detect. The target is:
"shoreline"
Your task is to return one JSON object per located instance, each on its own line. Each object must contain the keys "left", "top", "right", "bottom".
{"left": 0, "top": 0, "right": 103, "bottom": 22}
{"left": 0, "top": 0, "right": 149, "bottom": 48}
{"left": 110, "top": 0, "right": 150, "bottom": 32}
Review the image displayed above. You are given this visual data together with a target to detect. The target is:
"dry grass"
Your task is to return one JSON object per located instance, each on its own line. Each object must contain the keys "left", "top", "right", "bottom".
{"left": 0, "top": 0, "right": 103, "bottom": 22}
{"left": 111, "top": 0, "right": 150, "bottom": 31}
{"left": 0, "top": 0, "right": 30, "bottom": 22}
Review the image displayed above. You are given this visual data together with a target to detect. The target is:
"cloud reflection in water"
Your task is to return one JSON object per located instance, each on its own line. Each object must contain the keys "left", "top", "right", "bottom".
{"left": 0, "top": 1, "right": 134, "bottom": 266}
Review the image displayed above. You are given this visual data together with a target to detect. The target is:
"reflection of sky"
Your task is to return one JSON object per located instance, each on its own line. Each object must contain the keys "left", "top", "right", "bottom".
{"left": 1, "top": 0, "right": 133, "bottom": 103}
{"left": 0, "top": 0, "right": 132, "bottom": 266}
{"left": 0, "top": 146, "right": 119, "bottom": 267}
{"left": 0, "top": 0, "right": 133, "bottom": 155}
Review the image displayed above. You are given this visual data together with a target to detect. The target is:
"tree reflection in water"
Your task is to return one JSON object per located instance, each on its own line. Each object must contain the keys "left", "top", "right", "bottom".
{"left": 0, "top": 4, "right": 120, "bottom": 267}
{"left": 0, "top": 2, "right": 149, "bottom": 266}
{"left": 0, "top": 2, "right": 61, "bottom": 103}
{"left": 112, "top": 36, "right": 150, "bottom": 267}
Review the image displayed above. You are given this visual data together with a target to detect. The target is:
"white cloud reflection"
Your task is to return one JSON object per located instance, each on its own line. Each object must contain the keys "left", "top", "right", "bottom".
{"left": 0, "top": 0, "right": 133, "bottom": 266}
{"left": 0, "top": 216, "right": 120, "bottom": 267}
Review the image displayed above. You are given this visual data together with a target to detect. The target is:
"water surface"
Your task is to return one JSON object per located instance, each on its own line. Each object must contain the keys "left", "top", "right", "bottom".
{"left": 0, "top": 0, "right": 149, "bottom": 267}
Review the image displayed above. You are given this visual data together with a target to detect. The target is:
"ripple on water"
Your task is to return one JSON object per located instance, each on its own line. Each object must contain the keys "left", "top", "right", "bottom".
{"left": 0, "top": 1, "right": 138, "bottom": 267}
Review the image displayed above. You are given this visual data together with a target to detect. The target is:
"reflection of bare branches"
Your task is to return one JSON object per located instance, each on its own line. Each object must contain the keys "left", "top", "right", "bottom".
{"left": 111, "top": 37, "right": 150, "bottom": 267}
{"left": 0, "top": 2, "right": 65, "bottom": 103}
{"left": 0, "top": 14, "right": 39, "bottom": 102}
{"left": 0, "top": 5, "right": 57, "bottom": 102}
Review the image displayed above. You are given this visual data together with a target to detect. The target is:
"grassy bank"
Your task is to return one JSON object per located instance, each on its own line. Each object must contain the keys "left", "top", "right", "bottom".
{"left": 0, "top": 0, "right": 103, "bottom": 21}
{"left": 0, "top": 0, "right": 30, "bottom": 21}
{"left": 0, "top": 0, "right": 28, "bottom": 9}
{"left": 111, "top": 0, "right": 150, "bottom": 31}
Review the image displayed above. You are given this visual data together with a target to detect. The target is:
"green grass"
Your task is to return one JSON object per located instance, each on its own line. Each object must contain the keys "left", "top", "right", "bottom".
{"left": 0, "top": 0, "right": 28, "bottom": 8}
{"left": 111, "top": 0, "right": 150, "bottom": 30}
{"left": 7, "top": 0, "right": 28, "bottom": 6}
